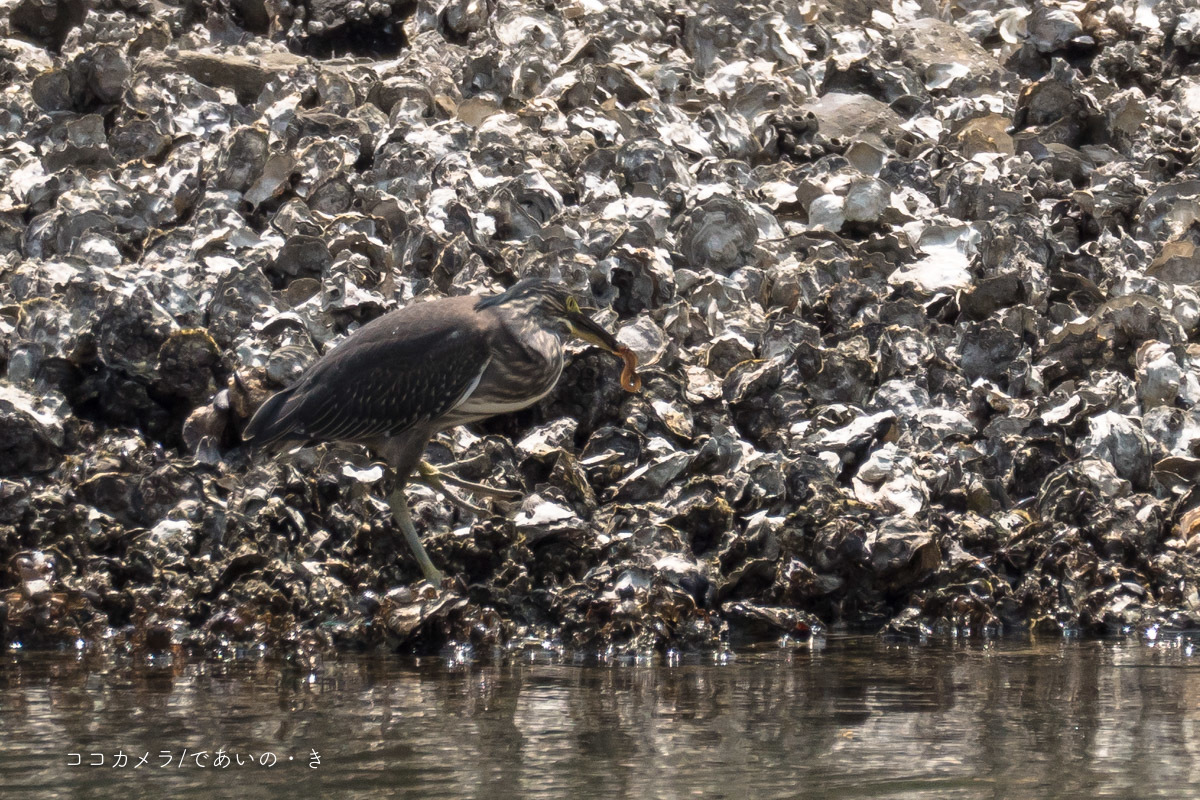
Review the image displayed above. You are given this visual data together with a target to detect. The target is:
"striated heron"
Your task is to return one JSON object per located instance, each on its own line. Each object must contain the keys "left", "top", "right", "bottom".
{"left": 242, "top": 278, "right": 629, "bottom": 584}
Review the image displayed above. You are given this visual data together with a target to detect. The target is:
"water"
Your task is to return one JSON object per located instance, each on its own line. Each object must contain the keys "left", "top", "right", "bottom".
{"left": 2, "top": 638, "right": 1199, "bottom": 799}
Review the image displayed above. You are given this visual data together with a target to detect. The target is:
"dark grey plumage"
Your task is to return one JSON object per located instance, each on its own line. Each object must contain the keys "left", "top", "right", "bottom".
{"left": 242, "top": 278, "right": 623, "bottom": 583}
{"left": 242, "top": 295, "right": 492, "bottom": 447}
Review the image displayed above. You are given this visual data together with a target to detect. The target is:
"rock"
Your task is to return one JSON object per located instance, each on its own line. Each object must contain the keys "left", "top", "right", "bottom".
{"left": 894, "top": 18, "right": 1004, "bottom": 91}
{"left": 0, "top": 385, "right": 65, "bottom": 476}
{"left": 3, "top": 0, "right": 1200, "bottom": 653}
{"left": 9, "top": 0, "right": 87, "bottom": 51}
{"left": 802, "top": 92, "right": 907, "bottom": 151}
{"left": 135, "top": 51, "right": 308, "bottom": 104}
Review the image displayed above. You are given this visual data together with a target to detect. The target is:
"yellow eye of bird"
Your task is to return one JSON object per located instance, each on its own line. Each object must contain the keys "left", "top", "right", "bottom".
{"left": 566, "top": 296, "right": 580, "bottom": 313}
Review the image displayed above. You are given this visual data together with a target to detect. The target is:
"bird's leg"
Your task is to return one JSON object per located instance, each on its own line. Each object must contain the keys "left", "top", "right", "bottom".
{"left": 416, "top": 461, "right": 523, "bottom": 501}
{"left": 386, "top": 487, "right": 444, "bottom": 584}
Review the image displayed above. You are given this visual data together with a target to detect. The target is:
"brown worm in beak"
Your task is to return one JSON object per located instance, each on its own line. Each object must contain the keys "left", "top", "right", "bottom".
{"left": 616, "top": 346, "right": 641, "bottom": 392}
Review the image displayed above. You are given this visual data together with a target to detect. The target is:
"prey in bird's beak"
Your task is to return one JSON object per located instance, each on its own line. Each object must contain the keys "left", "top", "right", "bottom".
{"left": 564, "top": 296, "right": 642, "bottom": 392}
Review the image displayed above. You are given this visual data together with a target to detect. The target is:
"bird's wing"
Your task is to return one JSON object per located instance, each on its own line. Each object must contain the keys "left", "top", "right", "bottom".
{"left": 246, "top": 321, "right": 492, "bottom": 445}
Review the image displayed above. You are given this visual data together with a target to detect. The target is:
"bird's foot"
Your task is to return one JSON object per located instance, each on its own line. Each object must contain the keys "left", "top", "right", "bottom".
{"left": 415, "top": 462, "right": 523, "bottom": 503}
{"left": 413, "top": 465, "right": 491, "bottom": 516}
{"left": 438, "top": 487, "right": 490, "bottom": 517}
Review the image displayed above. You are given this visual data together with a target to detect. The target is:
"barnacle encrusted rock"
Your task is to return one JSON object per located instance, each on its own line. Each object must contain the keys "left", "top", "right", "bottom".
{"left": 4, "top": 0, "right": 1200, "bottom": 654}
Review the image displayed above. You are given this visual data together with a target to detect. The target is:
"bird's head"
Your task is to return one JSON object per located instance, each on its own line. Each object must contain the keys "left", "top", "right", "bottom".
{"left": 478, "top": 277, "right": 622, "bottom": 353}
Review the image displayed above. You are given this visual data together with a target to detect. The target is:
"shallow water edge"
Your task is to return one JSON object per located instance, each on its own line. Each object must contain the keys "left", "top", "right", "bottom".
{"left": 3, "top": 637, "right": 1200, "bottom": 800}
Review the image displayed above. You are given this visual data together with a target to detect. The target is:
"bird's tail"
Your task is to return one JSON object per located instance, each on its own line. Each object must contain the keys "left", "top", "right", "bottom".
{"left": 242, "top": 386, "right": 301, "bottom": 446}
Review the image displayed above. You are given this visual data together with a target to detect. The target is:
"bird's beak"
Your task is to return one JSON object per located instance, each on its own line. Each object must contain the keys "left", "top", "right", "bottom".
{"left": 566, "top": 311, "right": 620, "bottom": 354}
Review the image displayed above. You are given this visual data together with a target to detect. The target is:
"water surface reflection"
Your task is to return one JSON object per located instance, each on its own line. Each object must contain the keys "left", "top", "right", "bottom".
{"left": 2, "top": 639, "right": 1199, "bottom": 799}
